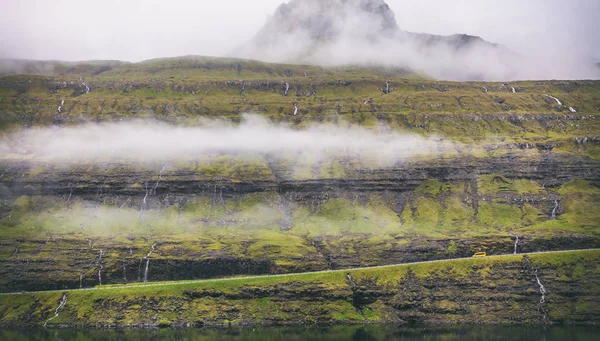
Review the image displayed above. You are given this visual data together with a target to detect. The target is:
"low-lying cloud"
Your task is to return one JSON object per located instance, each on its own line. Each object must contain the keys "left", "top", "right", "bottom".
{"left": 1, "top": 115, "right": 445, "bottom": 166}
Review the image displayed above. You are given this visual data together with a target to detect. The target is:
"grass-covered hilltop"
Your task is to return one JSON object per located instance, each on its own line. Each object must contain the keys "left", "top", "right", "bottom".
{"left": 0, "top": 56, "right": 599, "bottom": 327}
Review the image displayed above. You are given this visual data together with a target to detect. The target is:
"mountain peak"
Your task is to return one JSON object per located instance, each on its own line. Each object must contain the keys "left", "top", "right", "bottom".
{"left": 261, "top": 0, "right": 398, "bottom": 42}
{"left": 235, "top": 0, "right": 516, "bottom": 80}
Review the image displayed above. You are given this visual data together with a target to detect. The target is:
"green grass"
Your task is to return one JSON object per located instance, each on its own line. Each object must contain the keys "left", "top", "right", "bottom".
{"left": 1, "top": 250, "right": 598, "bottom": 327}
{"left": 1, "top": 56, "right": 599, "bottom": 148}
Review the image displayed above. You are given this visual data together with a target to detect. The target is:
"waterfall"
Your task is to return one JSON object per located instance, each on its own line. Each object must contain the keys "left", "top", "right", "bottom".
{"left": 284, "top": 82, "right": 290, "bottom": 96}
{"left": 304, "top": 72, "right": 307, "bottom": 77}
{"left": 483, "top": 87, "right": 488, "bottom": 93}
{"left": 514, "top": 236, "right": 519, "bottom": 254}
{"left": 346, "top": 273, "right": 356, "bottom": 287}
{"left": 511, "top": 87, "right": 516, "bottom": 93}
{"left": 293, "top": 104, "right": 298, "bottom": 116}
{"left": 97, "top": 250, "right": 104, "bottom": 285}
{"left": 143, "top": 259, "right": 150, "bottom": 283}
{"left": 151, "top": 163, "right": 169, "bottom": 195}
{"left": 139, "top": 182, "right": 149, "bottom": 221}
{"left": 535, "top": 271, "right": 547, "bottom": 304}
{"left": 43, "top": 294, "right": 68, "bottom": 328}
{"left": 382, "top": 82, "right": 391, "bottom": 94}
{"left": 545, "top": 94, "right": 562, "bottom": 106}
{"left": 58, "top": 99, "right": 64, "bottom": 113}
{"left": 79, "top": 274, "right": 83, "bottom": 288}
{"left": 551, "top": 200, "right": 559, "bottom": 220}
{"left": 65, "top": 188, "right": 73, "bottom": 205}
{"left": 143, "top": 243, "right": 157, "bottom": 282}
{"left": 568, "top": 107, "right": 577, "bottom": 113}
{"left": 83, "top": 82, "right": 89, "bottom": 94}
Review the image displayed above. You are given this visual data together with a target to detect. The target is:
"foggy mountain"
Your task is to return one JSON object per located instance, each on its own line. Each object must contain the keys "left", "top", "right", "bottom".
{"left": 235, "top": 0, "right": 599, "bottom": 81}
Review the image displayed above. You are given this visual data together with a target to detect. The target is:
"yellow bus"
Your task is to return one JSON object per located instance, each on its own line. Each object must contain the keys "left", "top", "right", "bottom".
{"left": 472, "top": 252, "right": 487, "bottom": 258}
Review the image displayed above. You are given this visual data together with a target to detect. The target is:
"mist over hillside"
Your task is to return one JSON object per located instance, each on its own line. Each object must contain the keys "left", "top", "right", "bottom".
{"left": 235, "top": 0, "right": 600, "bottom": 81}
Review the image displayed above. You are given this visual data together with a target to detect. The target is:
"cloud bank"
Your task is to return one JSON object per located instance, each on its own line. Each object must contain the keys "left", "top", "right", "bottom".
{"left": 0, "top": 1, "right": 598, "bottom": 81}
{"left": 1, "top": 115, "right": 444, "bottom": 166}
{"left": 235, "top": 0, "right": 600, "bottom": 81}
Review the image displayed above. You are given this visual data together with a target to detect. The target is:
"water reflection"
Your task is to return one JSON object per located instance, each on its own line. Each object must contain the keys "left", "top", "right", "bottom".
{"left": 1, "top": 325, "right": 598, "bottom": 341}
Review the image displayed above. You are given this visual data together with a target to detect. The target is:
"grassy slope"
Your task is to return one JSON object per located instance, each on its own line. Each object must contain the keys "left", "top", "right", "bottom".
{"left": 0, "top": 56, "right": 599, "bottom": 291}
{"left": 1, "top": 56, "right": 599, "bottom": 138}
{"left": 1, "top": 178, "right": 598, "bottom": 280}
{"left": 1, "top": 250, "right": 598, "bottom": 327}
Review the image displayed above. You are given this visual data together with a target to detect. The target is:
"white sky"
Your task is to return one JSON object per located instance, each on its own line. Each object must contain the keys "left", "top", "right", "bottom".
{"left": 0, "top": 0, "right": 599, "bottom": 62}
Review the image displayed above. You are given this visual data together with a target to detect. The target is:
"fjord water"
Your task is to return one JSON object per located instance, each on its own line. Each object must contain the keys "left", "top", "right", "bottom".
{"left": 1, "top": 325, "right": 598, "bottom": 341}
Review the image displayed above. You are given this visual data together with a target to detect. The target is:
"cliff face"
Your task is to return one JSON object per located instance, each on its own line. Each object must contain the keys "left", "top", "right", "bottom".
{"left": 0, "top": 58, "right": 599, "bottom": 292}
{"left": 1, "top": 251, "right": 598, "bottom": 327}
{"left": 1, "top": 153, "right": 599, "bottom": 292}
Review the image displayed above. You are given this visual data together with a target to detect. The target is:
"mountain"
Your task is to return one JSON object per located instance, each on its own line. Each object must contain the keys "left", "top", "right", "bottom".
{"left": 1, "top": 55, "right": 600, "bottom": 327}
{"left": 0, "top": 59, "right": 127, "bottom": 77}
{"left": 235, "top": 0, "right": 512, "bottom": 80}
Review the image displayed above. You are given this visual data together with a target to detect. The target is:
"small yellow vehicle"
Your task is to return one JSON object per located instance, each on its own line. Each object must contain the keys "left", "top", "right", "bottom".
{"left": 472, "top": 252, "right": 487, "bottom": 258}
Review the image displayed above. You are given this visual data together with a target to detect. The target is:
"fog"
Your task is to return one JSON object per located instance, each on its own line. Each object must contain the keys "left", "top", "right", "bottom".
{"left": 235, "top": 0, "right": 600, "bottom": 80}
{"left": 0, "top": 0, "right": 599, "bottom": 80}
{"left": 0, "top": 115, "right": 445, "bottom": 166}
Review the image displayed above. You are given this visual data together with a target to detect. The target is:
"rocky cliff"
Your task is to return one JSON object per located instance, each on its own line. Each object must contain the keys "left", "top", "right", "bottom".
{"left": 1, "top": 251, "right": 598, "bottom": 327}
{"left": 0, "top": 57, "right": 599, "bottom": 293}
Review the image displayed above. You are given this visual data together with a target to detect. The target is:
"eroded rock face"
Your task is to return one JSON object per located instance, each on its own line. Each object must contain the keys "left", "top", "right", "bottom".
{"left": 3, "top": 252, "right": 599, "bottom": 327}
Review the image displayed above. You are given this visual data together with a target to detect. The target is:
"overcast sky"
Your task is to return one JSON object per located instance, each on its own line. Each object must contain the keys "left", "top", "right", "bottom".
{"left": 1, "top": 0, "right": 599, "bottom": 62}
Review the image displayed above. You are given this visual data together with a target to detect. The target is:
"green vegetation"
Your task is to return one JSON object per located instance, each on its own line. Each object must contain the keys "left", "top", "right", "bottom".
{"left": 1, "top": 56, "right": 599, "bottom": 152}
{"left": 1, "top": 250, "right": 598, "bottom": 327}
{"left": 0, "top": 56, "right": 599, "bottom": 324}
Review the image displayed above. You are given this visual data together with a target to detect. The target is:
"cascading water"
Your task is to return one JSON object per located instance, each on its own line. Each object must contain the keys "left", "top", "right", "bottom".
{"left": 514, "top": 236, "right": 519, "bottom": 254}
{"left": 551, "top": 200, "right": 559, "bottom": 220}
{"left": 284, "top": 82, "right": 290, "bottom": 96}
{"left": 293, "top": 104, "right": 298, "bottom": 116}
{"left": 43, "top": 294, "right": 68, "bottom": 328}
{"left": 151, "top": 163, "right": 169, "bottom": 195}
{"left": 545, "top": 94, "right": 562, "bottom": 106}
{"left": 143, "top": 243, "right": 157, "bottom": 282}
{"left": 568, "top": 106, "right": 577, "bottom": 113}
{"left": 535, "top": 271, "right": 547, "bottom": 303}
{"left": 511, "top": 87, "right": 516, "bottom": 93}
{"left": 139, "top": 182, "right": 149, "bottom": 221}
{"left": 97, "top": 250, "right": 104, "bottom": 285}
{"left": 346, "top": 273, "right": 356, "bottom": 287}
{"left": 58, "top": 99, "right": 64, "bottom": 113}
{"left": 382, "top": 82, "right": 391, "bottom": 94}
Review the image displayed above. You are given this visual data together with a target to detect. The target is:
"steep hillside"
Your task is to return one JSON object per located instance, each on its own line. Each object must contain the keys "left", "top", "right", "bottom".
{"left": 0, "top": 56, "right": 599, "bottom": 293}
{"left": 1, "top": 251, "right": 599, "bottom": 327}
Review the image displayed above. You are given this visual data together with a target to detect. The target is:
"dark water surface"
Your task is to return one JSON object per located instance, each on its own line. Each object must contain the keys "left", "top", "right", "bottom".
{"left": 1, "top": 325, "right": 598, "bottom": 341}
